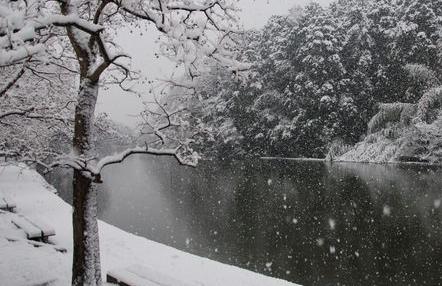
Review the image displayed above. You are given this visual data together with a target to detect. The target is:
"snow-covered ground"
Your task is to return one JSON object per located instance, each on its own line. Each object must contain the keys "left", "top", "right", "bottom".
{"left": 0, "top": 165, "right": 298, "bottom": 286}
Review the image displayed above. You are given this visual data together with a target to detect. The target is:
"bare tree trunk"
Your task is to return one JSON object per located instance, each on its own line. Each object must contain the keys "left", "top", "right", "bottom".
{"left": 71, "top": 78, "right": 102, "bottom": 286}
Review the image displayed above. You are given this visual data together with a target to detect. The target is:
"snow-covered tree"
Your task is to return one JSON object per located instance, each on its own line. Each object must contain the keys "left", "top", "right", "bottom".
{"left": 335, "top": 2, "right": 375, "bottom": 142}
{"left": 0, "top": 0, "right": 242, "bottom": 285}
{"left": 0, "top": 62, "right": 76, "bottom": 163}
{"left": 285, "top": 3, "right": 346, "bottom": 156}
{"left": 181, "top": 0, "right": 442, "bottom": 159}
{"left": 395, "top": 0, "right": 441, "bottom": 70}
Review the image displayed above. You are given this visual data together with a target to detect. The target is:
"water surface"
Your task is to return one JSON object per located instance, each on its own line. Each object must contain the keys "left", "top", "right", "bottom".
{"left": 48, "top": 157, "right": 442, "bottom": 286}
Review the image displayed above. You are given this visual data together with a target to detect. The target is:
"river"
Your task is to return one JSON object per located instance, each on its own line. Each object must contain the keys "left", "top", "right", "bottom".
{"left": 46, "top": 157, "right": 442, "bottom": 286}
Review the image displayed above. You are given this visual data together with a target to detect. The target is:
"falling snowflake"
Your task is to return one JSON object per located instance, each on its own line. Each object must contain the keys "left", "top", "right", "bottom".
{"left": 383, "top": 205, "right": 391, "bottom": 216}
{"left": 434, "top": 199, "right": 441, "bottom": 209}
{"left": 328, "top": 218, "right": 336, "bottom": 230}
{"left": 265, "top": 262, "right": 273, "bottom": 269}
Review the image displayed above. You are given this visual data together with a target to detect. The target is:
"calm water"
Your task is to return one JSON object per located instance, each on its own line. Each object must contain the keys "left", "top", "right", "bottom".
{"left": 47, "top": 157, "right": 442, "bottom": 286}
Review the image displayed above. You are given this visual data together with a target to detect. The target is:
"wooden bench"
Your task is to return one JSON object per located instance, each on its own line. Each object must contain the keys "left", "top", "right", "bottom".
{"left": 107, "top": 265, "right": 193, "bottom": 286}
{"left": 5, "top": 236, "right": 67, "bottom": 253}
{"left": 0, "top": 193, "right": 16, "bottom": 212}
{"left": 11, "top": 214, "right": 55, "bottom": 242}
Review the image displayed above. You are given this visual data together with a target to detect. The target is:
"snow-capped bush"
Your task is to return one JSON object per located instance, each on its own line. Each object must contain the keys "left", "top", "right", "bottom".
{"left": 404, "top": 64, "right": 440, "bottom": 89}
{"left": 416, "top": 87, "right": 442, "bottom": 123}
{"left": 367, "top": 103, "right": 416, "bottom": 134}
{"left": 325, "top": 138, "right": 352, "bottom": 161}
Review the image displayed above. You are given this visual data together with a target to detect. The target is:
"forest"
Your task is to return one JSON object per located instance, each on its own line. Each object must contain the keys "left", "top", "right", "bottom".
{"left": 179, "top": 0, "right": 442, "bottom": 162}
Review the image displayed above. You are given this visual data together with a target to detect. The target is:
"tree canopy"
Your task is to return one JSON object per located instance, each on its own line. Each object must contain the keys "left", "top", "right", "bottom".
{"left": 181, "top": 0, "right": 442, "bottom": 159}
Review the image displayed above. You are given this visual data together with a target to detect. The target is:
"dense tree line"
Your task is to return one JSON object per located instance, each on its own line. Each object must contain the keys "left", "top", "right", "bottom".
{"left": 183, "top": 0, "right": 442, "bottom": 159}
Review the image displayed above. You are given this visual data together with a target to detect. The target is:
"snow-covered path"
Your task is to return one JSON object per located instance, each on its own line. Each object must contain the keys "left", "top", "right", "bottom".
{"left": 0, "top": 165, "right": 299, "bottom": 286}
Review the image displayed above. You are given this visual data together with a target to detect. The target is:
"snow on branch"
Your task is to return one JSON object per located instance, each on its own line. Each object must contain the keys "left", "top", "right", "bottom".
{"left": 35, "top": 15, "right": 104, "bottom": 34}
{"left": 92, "top": 145, "right": 196, "bottom": 175}
{"left": 0, "top": 106, "right": 71, "bottom": 125}
{"left": 113, "top": 0, "right": 244, "bottom": 77}
{"left": 1, "top": 0, "right": 244, "bottom": 84}
{"left": 0, "top": 16, "right": 102, "bottom": 51}
{"left": 0, "top": 4, "right": 103, "bottom": 67}
{"left": 36, "top": 145, "right": 195, "bottom": 180}
{"left": 0, "top": 45, "right": 45, "bottom": 67}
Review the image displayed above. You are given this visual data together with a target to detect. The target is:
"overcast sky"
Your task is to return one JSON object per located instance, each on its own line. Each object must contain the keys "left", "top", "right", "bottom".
{"left": 96, "top": 0, "right": 333, "bottom": 128}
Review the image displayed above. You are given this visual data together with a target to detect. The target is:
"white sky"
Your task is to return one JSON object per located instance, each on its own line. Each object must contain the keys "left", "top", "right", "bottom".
{"left": 96, "top": 0, "right": 333, "bottom": 128}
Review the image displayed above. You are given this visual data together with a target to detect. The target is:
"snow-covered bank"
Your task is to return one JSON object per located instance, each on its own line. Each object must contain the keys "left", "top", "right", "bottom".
{"left": 0, "top": 165, "right": 299, "bottom": 286}
{"left": 337, "top": 114, "right": 442, "bottom": 165}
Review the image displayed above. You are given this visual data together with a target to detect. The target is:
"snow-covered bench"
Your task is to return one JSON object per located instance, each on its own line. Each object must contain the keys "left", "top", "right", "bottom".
{"left": 107, "top": 265, "right": 193, "bottom": 286}
{"left": 0, "top": 192, "right": 16, "bottom": 212}
{"left": 11, "top": 214, "right": 55, "bottom": 242}
{"left": 6, "top": 235, "right": 67, "bottom": 253}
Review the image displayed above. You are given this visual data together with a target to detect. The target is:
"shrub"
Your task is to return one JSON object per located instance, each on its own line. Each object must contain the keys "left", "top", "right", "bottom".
{"left": 416, "top": 87, "right": 442, "bottom": 123}
{"left": 367, "top": 103, "right": 416, "bottom": 134}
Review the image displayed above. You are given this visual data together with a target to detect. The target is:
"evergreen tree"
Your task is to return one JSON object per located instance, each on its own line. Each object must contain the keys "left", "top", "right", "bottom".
{"left": 177, "top": 0, "right": 442, "bottom": 159}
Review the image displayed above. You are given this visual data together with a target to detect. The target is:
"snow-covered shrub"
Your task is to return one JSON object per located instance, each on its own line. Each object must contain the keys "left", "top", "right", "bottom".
{"left": 365, "top": 133, "right": 378, "bottom": 144}
{"left": 381, "top": 126, "right": 402, "bottom": 140}
{"left": 404, "top": 64, "right": 440, "bottom": 102}
{"left": 367, "top": 103, "right": 416, "bottom": 134}
{"left": 404, "top": 64, "right": 440, "bottom": 89}
{"left": 325, "top": 138, "right": 352, "bottom": 161}
{"left": 416, "top": 87, "right": 442, "bottom": 123}
{"left": 400, "top": 103, "right": 418, "bottom": 126}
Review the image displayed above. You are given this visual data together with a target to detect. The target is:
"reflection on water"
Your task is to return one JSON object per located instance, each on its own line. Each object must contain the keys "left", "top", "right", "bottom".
{"left": 47, "top": 157, "right": 442, "bottom": 286}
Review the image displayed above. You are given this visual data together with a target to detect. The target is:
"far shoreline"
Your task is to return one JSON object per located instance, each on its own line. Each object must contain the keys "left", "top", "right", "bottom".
{"left": 260, "top": 156, "right": 442, "bottom": 168}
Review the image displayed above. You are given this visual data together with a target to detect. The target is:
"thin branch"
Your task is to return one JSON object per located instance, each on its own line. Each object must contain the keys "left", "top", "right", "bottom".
{"left": 0, "top": 108, "right": 35, "bottom": 120}
{"left": 0, "top": 62, "right": 27, "bottom": 97}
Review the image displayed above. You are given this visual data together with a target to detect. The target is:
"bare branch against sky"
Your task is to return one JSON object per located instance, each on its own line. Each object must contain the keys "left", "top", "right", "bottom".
{"left": 97, "top": 0, "right": 333, "bottom": 128}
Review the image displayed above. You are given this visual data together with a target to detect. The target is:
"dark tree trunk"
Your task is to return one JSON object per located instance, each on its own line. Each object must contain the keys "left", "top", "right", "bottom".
{"left": 71, "top": 78, "right": 102, "bottom": 286}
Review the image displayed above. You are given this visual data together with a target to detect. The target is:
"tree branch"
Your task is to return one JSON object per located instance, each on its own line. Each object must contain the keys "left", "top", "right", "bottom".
{"left": 93, "top": 145, "right": 196, "bottom": 175}
{"left": 0, "top": 108, "right": 35, "bottom": 120}
{"left": 0, "top": 63, "right": 27, "bottom": 97}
